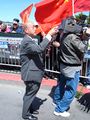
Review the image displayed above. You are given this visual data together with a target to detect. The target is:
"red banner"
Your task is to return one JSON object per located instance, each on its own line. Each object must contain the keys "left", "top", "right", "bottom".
{"left": 35, "top": 0, "right": 72, "bottom": 33}
{"left": 74, "top": 0, "right": 90, "bottom": 13}
{"left": 20, "top": 4, "right": 33, "bottom": 23}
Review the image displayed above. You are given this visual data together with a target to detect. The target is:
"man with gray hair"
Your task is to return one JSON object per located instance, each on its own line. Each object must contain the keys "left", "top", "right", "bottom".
{"left": 20, "top": 21, "right": 58, "bottom": 120}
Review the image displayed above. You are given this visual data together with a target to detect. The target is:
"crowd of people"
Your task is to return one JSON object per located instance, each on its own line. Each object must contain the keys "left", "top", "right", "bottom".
{"left": 0, "top": 18, "right": 23, "bottom": 33}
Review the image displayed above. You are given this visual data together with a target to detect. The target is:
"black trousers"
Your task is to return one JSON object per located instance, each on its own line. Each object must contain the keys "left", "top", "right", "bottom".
{"left": 22, "top": 81, "right": 40, "bottom": 119}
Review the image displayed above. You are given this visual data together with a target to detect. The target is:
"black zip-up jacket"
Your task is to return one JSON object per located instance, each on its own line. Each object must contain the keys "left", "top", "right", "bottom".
{"left": 59, "top": 33, "right": 87, "bottom": 66}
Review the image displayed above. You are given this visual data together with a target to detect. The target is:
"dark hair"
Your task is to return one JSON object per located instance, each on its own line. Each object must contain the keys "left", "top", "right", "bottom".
{"left": 13, "top": 18, "right": 19, "bottom": 23}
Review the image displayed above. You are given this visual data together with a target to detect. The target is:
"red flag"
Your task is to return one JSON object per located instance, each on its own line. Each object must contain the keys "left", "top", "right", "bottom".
{"left": 35, "top": 0, "right": 72, "bottom": 33}
{"left": 20, "top": 4, "right": 33, "bottom": 23}
{"left": 74, "top": 0, "right": 90, "bottom": 13}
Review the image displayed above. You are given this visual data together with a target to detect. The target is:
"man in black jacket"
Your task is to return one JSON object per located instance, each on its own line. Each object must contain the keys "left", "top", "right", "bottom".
{"left": 20, "top": 21, "right": 58, "bottom": 120}
{"left": 53, "top": 18, "right": 90, "bottom": 117}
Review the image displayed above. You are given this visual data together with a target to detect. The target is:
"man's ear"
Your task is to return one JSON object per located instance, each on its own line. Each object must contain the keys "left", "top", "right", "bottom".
{"left": 25, "top": 28, "right": 28, "bottom": 34}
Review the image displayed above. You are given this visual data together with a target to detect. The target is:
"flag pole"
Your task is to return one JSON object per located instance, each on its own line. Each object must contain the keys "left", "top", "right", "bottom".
{"left": 72, "top": 0, "right": 74, "bottom": 17}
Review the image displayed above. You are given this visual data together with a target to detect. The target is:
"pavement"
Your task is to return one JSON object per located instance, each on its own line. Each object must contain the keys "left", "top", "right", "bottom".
{"left": 0, "top": 72, "right": 90, "bottom": 120}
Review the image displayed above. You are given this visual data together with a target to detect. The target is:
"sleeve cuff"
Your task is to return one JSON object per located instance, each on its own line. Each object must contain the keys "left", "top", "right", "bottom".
{"left": 45, "top": 34, "right": 52, "bottom": 41}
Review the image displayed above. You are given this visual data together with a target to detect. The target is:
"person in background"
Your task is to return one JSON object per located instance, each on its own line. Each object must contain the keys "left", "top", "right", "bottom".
{"left": 0, "top": 20, "right": 3, "bottom": 32}
{"left": 85, "top": 38, "right": 90, "bottom": 89}
{"left": 53, "top": 17, "right": 90, "bottom": 117}
{"left": 0, "top": 23, "right": 10, "bottom": 33}
{"left": 20, "top": 21, "right": 58, "bottom": 120}
{"left": 10, "top": 18, "right": 23, "bottom": 33}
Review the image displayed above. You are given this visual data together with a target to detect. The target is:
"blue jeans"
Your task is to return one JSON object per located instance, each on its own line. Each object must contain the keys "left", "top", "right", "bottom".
{"left": 53, "top": 71, "right": 80, "bottom": 112}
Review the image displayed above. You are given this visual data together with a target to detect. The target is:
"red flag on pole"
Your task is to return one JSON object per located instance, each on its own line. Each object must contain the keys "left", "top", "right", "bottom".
{"left": 20, "top": 4, "right": 33, "bottom": 23}
{"left": 74, "top": 0, "right": 90, "bottom": 13}
{"left": 35, "top": 0, "right": 72, "bottom": 33}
